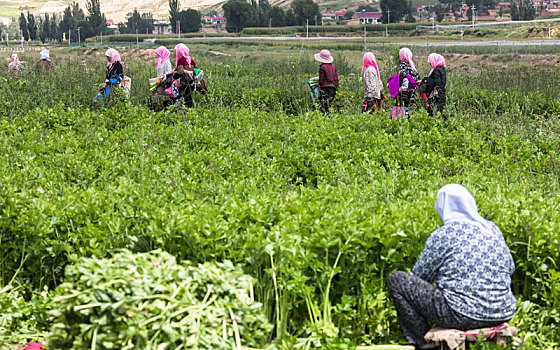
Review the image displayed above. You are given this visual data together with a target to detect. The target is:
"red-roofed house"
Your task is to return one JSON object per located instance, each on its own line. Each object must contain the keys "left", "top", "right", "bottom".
{"left": 106, "top": 19, "right": 117, "bottom": 30}
{"left": 212, "top": 16, "right": 227, "bottom": 25}
{"left": 354, "top": 12, "right": 382, "bottom": 24}
{"left": 203, "top": 16, "right": 213, "bottom": 24}
{"left": 335, "top": 11, "right": 347, "bottom": 20}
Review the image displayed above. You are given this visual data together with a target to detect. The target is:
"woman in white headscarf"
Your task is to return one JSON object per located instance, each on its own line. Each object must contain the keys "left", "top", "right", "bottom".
{"left": 37, "top": 49, "right": 52, "bottom": 71}
{"left": 387, "top": 184, "right": 516, "bottom": 349}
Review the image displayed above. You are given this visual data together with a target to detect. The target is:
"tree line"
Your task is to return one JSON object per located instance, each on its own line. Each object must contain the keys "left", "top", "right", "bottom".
{"left": 221, "top": 0, "right": 321, "bottom": 32}
{"left": 9, "top": 0, "right": 535, "bottom": 42}
{"left": 14, "top": 0, "right": 182, "bottom": 43}
{"left": 18, "top": 0, "right": 107, "bottom": 43}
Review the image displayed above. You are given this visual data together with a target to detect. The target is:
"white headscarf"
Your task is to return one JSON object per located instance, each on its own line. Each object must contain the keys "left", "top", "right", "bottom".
{"left": 40, "top": 49, "right": 50, "bottom": 61}
{"left": 435, "top": 184, "right": 490, "bottom": 231}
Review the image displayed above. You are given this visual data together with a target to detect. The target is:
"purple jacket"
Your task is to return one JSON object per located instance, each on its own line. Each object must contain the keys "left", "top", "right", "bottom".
{"left": 387, "top": 73, "right": 417, "bottom": 98}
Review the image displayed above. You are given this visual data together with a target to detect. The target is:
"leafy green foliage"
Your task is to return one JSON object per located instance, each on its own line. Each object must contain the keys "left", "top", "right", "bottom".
{"left": 0, "top": 286, "right": 51, "bottom": 346}
{"left": 48, "top": 250, "right": 271, "bottom": 349}
{"left": 0, "top": 49, "right": 559, "bottom": 349}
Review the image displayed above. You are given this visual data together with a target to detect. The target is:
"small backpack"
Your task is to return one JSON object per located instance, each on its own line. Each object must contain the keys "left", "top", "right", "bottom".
{"left": 164, "top": 78, "right": 181, "bottom": 98}
{"left": 164, "top": 73, "right": 194, "bottom": 98}
{"left": 418, "top": 77, "right": 436, "bottom": 95}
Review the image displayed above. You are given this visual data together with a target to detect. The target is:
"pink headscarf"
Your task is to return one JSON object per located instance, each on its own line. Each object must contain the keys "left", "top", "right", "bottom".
{"left": 175, "top": 43, "right": 192, "bottom": 67}
{"left": 105, "top": 48, "right": 122, "bottom": 67}
{"left": 361, "top": 52, "right": 380, "bottom": 80}
{"left": 399, "top": 47, "right": 417, "bottom": 72}
{"left": 428, "top": 53, "right": 446, "bottom": 75}
{"left": 8, "top": 54, "right": 20, "bottom": 71}
{"left": 155, "top": 46, "right": 170, "bottom": 69}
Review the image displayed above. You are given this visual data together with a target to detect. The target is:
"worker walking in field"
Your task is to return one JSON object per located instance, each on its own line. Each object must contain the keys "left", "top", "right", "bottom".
{"left": 175, "top": 43, "right": 207, "bottom": 95}
{"left": 94, "top": 48, "right": 131, "bottom": 102}
{"left": 8, "top": 53, "right": 21, "bottom": 75}
{"left": 426, "top": 53, "right": 447, "bottom": 120}
{"left": 36, "top": 49, "right": 52, "bottom": 71}
{"left": 105, "top": 48, "right": 124, "bottom": 83}
{"left": 361, "top": 52, "right": 384, "bottom": 114}
{"left": 397, "top": 48, "right": 420, "bottom": 111}
{"left": 314, "top": 49, "right": 338, "bottom": 114}
{"left": 149, "top": 46, "right": 174, "bottom": 110}
{"left": 155, "top": 46, "right": 173, "bottom": 77}
{"left": 168, "top": 44, "right": 207, "bottom": 108}
{"left": 387, "top": 184, "right": 517, "bottom": 350}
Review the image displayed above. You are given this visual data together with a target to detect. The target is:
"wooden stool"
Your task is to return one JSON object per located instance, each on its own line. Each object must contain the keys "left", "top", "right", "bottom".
{"left": 425, "top": 323, "right": 518, "bottom": 350}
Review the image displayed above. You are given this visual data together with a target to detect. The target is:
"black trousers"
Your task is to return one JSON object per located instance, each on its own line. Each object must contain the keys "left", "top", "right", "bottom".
{"left": 319, "top": 86, "right": 336, "bottom": 114}
{"left": 387, "top": 271, "right": 505, "bottom": 347}
{"left": 178, "top": 85, "right": 194, "bottom": 108}
{"left": 427, "top": 89, "right": 446, "bottom": 120}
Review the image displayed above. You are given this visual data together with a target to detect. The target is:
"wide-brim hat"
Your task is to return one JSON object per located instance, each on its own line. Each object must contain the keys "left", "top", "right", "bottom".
{"left": 314, "top": 49, "right": 333, "bottom": 64}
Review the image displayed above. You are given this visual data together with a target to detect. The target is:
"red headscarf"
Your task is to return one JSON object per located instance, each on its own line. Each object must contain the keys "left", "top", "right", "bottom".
{"left": 361, "top": 52, "right": 380, "bottom": 81}
{"left": 428, "top": 53, "right": 446, "bottom": 75}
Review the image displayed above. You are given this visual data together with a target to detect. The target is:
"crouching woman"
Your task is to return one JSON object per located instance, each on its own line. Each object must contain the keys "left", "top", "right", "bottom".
{"left": 387, "top": 184, "right": 517, "bottom": 350}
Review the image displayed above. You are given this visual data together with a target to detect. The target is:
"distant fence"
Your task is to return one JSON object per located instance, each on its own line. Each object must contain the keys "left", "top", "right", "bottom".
{"left": 0, "top": 46, "right": 43, "bottom": 52}
{"left": 417, "top": 17, "right": 560, "bottom": 30}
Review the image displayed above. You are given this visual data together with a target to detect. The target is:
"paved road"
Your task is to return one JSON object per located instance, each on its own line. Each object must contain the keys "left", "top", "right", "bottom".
{"left": 190, "top": 36, "right": 560, "bottom": 46}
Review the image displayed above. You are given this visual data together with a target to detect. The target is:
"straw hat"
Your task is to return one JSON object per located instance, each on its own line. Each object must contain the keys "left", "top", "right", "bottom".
{"left": 314, "top": 49, "right": 333, "bottom": 64}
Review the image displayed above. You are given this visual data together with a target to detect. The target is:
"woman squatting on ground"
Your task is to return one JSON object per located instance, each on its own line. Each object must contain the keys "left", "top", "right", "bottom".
{"left": 387, "top": 184, "right": 516, "bottom": 350}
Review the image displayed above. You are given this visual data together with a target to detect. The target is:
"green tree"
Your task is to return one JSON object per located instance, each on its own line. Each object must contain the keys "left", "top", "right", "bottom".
{"left": 66, "top": 2, "right": 87, "bottom": 42}
{"left": 520, "top": 0, "right": 535, "bottom": 19}
{"left": 380, "top": 0, "right": 411, "bottom": 23}
{"left": 290, "top": 0, "right": 320, "bottom": 25}
{"left": 27, "top": 12, "right": 37, "bottom": 40}
{"left": 358, "top": 3, "right": 380, "bottom": 12}
{"left": 178, "top": 9, "right": 201, "bottom": 33}
{"left": 59, "top": 5, "right": 74, "bottom": 42}
{"left": 124, "top": 9, "right": 155, "bottom": 34}
{"left": 50, "top": 14, "right": 60, "bottom": 41}
{"left": 169, "top": 0, "right": 180, "bottom": 33}
{"left": 223, "top": 0, "right": 258, "bottom": 33}
{"left": 434, "top": 4, "right": 446, "bottom": 22}
{"left": 256, "top": 0, "right": 271, "bottom": 26}
{"left": 40, "top": 15, "right": 49, "bottom": 43}
{"left": 86, "top": 0, "right": 107, "bottom": 36}
{"left": 510, "top": 0, "right": 519, "bottom": 20}
{"left": 342, "top": 10, "right": 355, "bottom": 20}
{"left": 268, "top": 5, "right": 285, "bottom": 27}
{"left": 285, "top": 8, "right": 298, "bottom": 25}
{"left": 19, "top": 13, "right": 29, "bottom": 41}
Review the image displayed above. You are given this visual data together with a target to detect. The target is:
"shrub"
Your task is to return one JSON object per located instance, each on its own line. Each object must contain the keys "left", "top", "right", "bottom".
{"left": 48, "top": 250, "right": 271, "bottom": 349}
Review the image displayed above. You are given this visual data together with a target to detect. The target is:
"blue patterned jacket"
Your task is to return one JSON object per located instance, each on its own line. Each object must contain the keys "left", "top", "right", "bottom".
{"left": 412, "top": 221, "right": 517, "bottom": 321}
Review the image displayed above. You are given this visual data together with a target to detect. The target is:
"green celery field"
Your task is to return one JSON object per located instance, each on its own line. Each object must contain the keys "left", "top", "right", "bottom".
{"left": 0, "top": 47, "right": 559, "bottom": 350}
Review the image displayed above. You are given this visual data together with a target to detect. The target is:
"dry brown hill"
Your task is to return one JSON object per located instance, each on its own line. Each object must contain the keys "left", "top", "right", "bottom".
{"left": 1, "top": 0, "right": 363, "bottom": 24}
